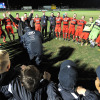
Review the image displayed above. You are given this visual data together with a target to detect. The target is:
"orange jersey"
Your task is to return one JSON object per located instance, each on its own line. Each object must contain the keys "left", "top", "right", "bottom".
{"left": 69, "top": 18, "right": 78, "bottom": 28}
{"left": 34, "top": 18, "right": 41, "bottom": 26}
{"left": 63, "top": 17, "right": 71, "bottom": 27}
{"left": 2, "top": 17, "right": 12, "bottom": 27}
{"left": 77, "top": 20, "right": 86, "bottom": 29}
{"left": 56, "top": 17, "right": 63, "bottom": 27}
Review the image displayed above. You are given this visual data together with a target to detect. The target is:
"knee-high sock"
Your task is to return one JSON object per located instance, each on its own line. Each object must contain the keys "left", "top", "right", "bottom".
{"left": 66, "top": 33, "right": 67, "bottom": 39}
{"left": 73, "top": 35, "right": 75, "bottom": 40}
{"left": 68, "top": 34, "right": 70, "bottom": 39}
{"left": 63, "top": 33, "right": 65, "bottom": 39}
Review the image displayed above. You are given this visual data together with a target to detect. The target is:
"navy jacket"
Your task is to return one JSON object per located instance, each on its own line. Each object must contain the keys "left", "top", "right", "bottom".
{"left": 58, "top": 84, "right": 98, "bottom": 100}
{"left": 21, "top": 27, "right": 43, "bottom": 60}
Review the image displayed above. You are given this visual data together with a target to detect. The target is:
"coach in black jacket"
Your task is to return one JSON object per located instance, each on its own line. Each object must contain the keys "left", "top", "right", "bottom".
{"left": 41, "top": 12, "right": 48, "bottom": 38}
{"left": 7, "top": 11, "right": 33, "bottom": 38}
{"left": 48, "top": 12, "right": 56, "bottom": 38}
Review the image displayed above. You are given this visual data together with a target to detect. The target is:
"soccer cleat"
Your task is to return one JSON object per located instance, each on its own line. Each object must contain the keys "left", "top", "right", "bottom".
{"left": 73, "top": 40, "right": 75, "bottom": 42}
{"left": 98, "top": 49, "right": 100, "bottom": 51}
{"left": 81, "top": 43, "right": 83, "bottom": 46}
{"left": 59, "top": 38, "right": 61, "bottom": 40}
{"left": 63, "top": 38, "right": 65, "bottom": 40}
{"left": 90, "top": 44, "right": 94, "bottom": 48}
{"left": 85, "top": 43, "right": 88, "bottom": 46}
{"left": 56, "top": 37, "right": 58, "bottom": 40}
{"left": 68, "top": 39, "right": 70, "bottom": 41}
{"left": 78, "top": 42, "right": 81, "bottom": 44}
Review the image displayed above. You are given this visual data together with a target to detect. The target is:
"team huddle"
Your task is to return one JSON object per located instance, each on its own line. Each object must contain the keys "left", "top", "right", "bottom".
{"left": 0, "top": 11, "right": 100, "bottom": 48}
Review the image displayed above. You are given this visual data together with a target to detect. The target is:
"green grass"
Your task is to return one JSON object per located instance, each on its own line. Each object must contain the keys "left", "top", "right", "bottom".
{"left": 0, "top": 10, "right": 100, "bottom": 71}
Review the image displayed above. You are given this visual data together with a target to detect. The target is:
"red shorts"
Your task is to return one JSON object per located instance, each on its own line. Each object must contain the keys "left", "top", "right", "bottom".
{"left": 69, "top": 27, "right": 75, "bottom": 35}
{"left": 62, "top": 26, "right": 68, "bottom": 33}
{"left": 75, "top": 28, "right": 83, "bottom": 37}
{"left": 6, "top": 25, "right": 14, "bottom": 34}
{"left": 35, "top": 26, "right": 41, "bottom": 32}
{"left": 55, "top": 26, "right": 61, "bottom": 33}
{"left": 96, "top": 34, "right": 100, "bottom": 44}
{"left": 80, "top": 32, "right": 89, "bottom": 40}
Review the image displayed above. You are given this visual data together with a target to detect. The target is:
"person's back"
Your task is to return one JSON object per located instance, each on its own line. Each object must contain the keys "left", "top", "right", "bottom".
{"left": 21, "top": 27, "right": 43, "bottom": 65}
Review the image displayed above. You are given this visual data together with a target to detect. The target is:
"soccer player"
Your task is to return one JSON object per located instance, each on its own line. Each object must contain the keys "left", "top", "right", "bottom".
{"left": 75, "top": 16, "right": 86, "bottom": 43}
{"left": 89, "top": 16, "right": 100, "bottom": 48}
{"left": 55, "top": 12, "right": 63, "bottom": 40}
{"left": 34, "top": 14, "right": 41, "bottom": 32}
{"left": 0, "top": 18, "right": 6, "bottom": 45}
{"left": 41, "top": 12, "right": 48, "bottom": 38}
{"left": 68, "top": 13, "right": 78, "bottom": 42}
{"left": 80, "top": 17, "right": 94, "bottom": 46}
{"left": 62, "top": 12, "right": 70, "bottom": 40}
{"left": 48, "top": 12, "right": 56, "bottom": 38}
{"left": 2, "top": 13, "right": 15, "bottom": 41}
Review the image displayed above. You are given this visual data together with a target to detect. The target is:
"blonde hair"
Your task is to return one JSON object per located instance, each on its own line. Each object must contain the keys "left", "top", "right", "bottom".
{"left": 0, "top": 50, "right": 9, "bottom": 71}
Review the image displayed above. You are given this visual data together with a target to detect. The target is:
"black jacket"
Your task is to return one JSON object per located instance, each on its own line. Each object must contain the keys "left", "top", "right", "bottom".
{"left": 41, "top": 16, "right": 48, "bottom": 26}
{"left": 58, "top": 84, "right": 98, "bottom": 100}
{"left": 0, "top": 78, "right": 50, "bottom": 100}
{"left": 21, "top": 27, "right": 43, "bottom": 60}
{"left": 9, "top": 13, "right": 33, "bottom": 37}
{"left": 48, "top": 16, "right": 56, "bottom": 26}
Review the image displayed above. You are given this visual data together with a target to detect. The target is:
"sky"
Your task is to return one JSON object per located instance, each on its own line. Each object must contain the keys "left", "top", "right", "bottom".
{"left": 0, "top": 0, "right": 100, "bottom": 9}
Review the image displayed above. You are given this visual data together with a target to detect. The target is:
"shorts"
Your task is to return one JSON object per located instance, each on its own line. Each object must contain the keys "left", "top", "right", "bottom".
{"left": 96, "top": 34, "right": 100, "bottom": 44}
{"left": 6, "top": 25, "right": 14, "bottom": 34}
{"left": 35, "top": 26, "right": 41, "bottom": 32}
{"left": 69, "top": 27, "right": 75, "bottom": 35}
{"left": 55, "top": 26, "right": 61, "bottom": 33}
{"left": 80, "top": 32, "right": 90, "bottom": 40}
{"left": 62, "top": 26, "right": 69, "bottom": 33}
{"left": 75, "top": 28, "right": 83, "bottom": 37}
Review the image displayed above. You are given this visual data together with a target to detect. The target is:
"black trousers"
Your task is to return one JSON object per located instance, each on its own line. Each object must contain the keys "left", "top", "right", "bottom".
{"left": 42, "top": 25, "right": 47, "bottom": 37}
{"left": 49, "top": 25, "right": 55, "bottom": 38}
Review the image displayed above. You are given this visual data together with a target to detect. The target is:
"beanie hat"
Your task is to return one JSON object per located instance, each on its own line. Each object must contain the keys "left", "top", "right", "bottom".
{"left": 58, "top": 60, "right": 78, "bottom": 90}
